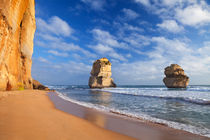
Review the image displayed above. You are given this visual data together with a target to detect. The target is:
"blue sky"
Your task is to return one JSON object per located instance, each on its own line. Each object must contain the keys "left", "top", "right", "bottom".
{"left": 33, "top": 0, "right": 210, "bottom": 85}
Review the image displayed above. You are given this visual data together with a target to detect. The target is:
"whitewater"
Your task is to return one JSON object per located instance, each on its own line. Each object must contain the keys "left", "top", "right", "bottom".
{"left": 48, "top": 85, "right": 210, "bottom": 138}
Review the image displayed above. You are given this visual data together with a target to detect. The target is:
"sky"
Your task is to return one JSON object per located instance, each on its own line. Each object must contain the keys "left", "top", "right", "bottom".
{"left": 33, "top": 0, "right": 210, "bottom": 85}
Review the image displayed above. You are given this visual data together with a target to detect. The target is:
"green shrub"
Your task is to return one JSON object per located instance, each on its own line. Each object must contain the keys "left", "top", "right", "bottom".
{"left": 17, "top": 82, "right": 24, "bottom": 90}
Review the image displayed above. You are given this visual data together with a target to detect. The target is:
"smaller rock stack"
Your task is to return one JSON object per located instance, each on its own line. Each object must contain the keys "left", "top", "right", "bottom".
{"left": 33, "top": 79, "right": 50, "bottom": 91}
{"left": 89, "top": 58, "right": 116, "bottom": 88}
{"left": 163, "top": 64, "right": 189, "bottom": 88}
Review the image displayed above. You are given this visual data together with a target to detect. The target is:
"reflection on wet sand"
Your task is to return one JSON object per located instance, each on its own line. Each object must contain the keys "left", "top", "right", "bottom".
{"left": 83, "top": 110, "right": 107, "bottom": 128}
{"left": 82, "top": 90, "right": 112, "bottom": 127}
{"left": 88, "top": 90, "right": 112, "bottom": 106}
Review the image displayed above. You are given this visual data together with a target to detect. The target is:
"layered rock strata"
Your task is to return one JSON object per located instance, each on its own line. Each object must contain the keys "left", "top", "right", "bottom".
{"left": 89, "top": 58, "right": 116, "bottom": 88}
{"left": 0, "top": 0, "right": 36, "bottom": 90}
{"left": 163, "top": 64, "right": 189, "bottom": 88}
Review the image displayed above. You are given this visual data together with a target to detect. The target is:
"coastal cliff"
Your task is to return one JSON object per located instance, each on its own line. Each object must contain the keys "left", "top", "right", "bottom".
{"left": 0, "top": 0, "right": 36, "bottom": 90}
{"left": 89, "top": 58, "right": 116, "bottom": 88}
{"left": 163, "top": 64, "right": 189, "bottom": 88}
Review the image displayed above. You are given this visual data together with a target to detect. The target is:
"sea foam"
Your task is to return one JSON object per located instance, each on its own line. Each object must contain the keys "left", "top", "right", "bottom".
{"left": 56, "top": 91, "right": 210, "bottom": 138}
{"left": 94, "top": 87, "right": 210, "bottom": 105}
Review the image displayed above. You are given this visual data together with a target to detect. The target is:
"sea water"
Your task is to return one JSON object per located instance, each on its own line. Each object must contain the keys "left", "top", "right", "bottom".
{"left": 48, "top": 85, "right": 210, "bottom": 138}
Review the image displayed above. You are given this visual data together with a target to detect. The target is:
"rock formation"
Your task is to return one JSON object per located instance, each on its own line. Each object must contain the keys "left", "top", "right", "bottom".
{"left": 33, "top": 79, "right": 50, "bottom": 91}
{"left": 0, "top": 0, "right": 36, "bottom": 90}
{"left": 89, "top": 58, "right": 116, "bottom": 88}
{"left": 163, "top": 64, "right": 189, "bottom": 88}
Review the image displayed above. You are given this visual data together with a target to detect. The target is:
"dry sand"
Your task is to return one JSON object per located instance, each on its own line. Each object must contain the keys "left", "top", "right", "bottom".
{"left": 0, "top": 90, "right": 134, "bottom": 140}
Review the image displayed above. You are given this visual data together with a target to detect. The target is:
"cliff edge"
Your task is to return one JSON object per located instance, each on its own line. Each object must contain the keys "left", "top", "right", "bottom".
{"left": 0, "top": 0, "right": 36, "bottom": 90}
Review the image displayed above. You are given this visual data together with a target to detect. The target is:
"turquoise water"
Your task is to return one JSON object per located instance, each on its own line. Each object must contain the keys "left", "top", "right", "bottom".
{"left": 49, "top": 85, "right": 210, "bottom": 138}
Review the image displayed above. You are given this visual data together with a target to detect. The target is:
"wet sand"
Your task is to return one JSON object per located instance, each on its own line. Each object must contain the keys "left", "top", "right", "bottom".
{"left": 49, "top": 92, "right": 210, "bottom": 140}
{"left": 0, "top": 90, "right": 134, "bottom": 140}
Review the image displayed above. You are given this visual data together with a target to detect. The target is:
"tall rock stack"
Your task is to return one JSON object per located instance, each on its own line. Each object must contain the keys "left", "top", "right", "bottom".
{"left": 163, "top": 64, "right": 189, "bottom": 88}
{"left": 0, "top": 0, "right": 36, "bottom": 90}
{"left": 89, "top": 58, "right": 116, "bottom": 88}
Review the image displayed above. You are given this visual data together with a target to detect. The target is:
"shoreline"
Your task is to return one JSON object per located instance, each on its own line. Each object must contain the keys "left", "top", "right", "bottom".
{"left": 0, "top": 90, "right": 134, "bottom": 140}
{"left": 49, "top": 91, "right": 210, "bottom": 140}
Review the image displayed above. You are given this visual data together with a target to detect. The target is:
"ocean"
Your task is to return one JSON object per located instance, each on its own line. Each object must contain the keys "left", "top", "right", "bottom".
{"left": 48, "top": 85, "right": 210, "bottom": 138}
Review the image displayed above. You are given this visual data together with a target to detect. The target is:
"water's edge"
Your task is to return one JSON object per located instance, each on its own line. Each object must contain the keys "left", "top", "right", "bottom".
{"left": 54, "top": 91, "right": 210, "bottom": 138}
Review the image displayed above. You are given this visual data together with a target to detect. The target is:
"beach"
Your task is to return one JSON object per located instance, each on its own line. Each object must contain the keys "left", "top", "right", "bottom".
{"left": 0, "top": 90, "right": 209, "bottom": 140}
{"left": 49, "top": 91, "right": 210, "bottom": 140}
{"left": 0, "top": 90, "right": 134, "bottom": 140}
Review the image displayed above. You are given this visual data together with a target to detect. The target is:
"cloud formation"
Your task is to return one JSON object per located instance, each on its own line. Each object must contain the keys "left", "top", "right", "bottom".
{"left": 122, "top": 8, "right": 139, "bottom": 20}
{"left": 36, "top": 16, "right": 73, "bottom": 37}
{"left": 134, "top": 0, "right": 210, "bottom": 27}
{"left": 81, "top": 0, "right": 105, "bottom": 11}
{"left": 157, "top": 20, "right": 184, "bottom": 33}
{"left": 175, "top": 4, "right": 210, "bottom": 26}
{"left": 33, "top": 0, "right": 210, "bottom": 85}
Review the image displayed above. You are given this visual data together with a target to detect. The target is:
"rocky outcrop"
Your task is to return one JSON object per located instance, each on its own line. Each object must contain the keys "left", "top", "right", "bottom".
{"left": 89, "top": 58, "right": 116, "bottom": 88}
{"left": 0, "top": 0, "right": 36, "bottom": 90}
{"left": 163, "top": 64, "right": 189, "bottom": 88}
{"left": 33, "top": 79, "right": 50, "bottom": 91}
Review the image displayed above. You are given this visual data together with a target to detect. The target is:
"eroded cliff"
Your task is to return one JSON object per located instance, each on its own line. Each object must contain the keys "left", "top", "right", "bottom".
{"left": 89, "top": 58, "right": 116, "bottom": 88}
{"left": 0, "top": 0, "right": 36, "bottom": 90}
{"left": 163, "top": 64, "right": 189, "bottom": 88}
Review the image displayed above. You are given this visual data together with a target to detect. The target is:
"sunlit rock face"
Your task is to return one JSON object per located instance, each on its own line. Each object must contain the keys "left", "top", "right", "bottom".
{"left": 0, "top": 0, "right": 36, "bottom": 90}
{"left": 89, "top": 58, "right": 116, "bottom": 88}
{"left": 163, "top": 64, "right": 189, "bottom": 88}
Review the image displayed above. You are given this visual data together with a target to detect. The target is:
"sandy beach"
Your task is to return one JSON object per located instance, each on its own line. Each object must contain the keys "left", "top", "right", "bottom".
{"left": 1, "top": 90, "right": 209, "bottom": 140}
{"left": 49, "top": 92, "right": 210, "bottom": 140}
{"left": 0, "top": 90, "right": 134, "bottom": 140}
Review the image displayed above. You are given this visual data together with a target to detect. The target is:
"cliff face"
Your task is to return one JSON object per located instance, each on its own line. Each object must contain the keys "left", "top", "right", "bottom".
{"left": 163, "top": 64, "right": 189, "bottom": 88}
{"left": 89, "top": 58, "right": 116, "bottom": 88}
{"left": 0, "top": 0, "right": 36, "bottom": 90}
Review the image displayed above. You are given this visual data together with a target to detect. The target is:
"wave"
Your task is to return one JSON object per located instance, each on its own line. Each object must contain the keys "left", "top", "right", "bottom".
{"left": 56, "top": 91, "right": 210, "bottom": 138}
{"left": 93, "top": 88, "right": 210, "bottom": 105}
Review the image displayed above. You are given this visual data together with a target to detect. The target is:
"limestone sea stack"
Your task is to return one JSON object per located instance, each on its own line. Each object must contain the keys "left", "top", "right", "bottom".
{"left": 163, "top": 64, "right": 189, "bottom": 88}
{"left": 89, "top": 58, "right": 116, "bottom": 88}
{"left": 0, "top": 0, "right": 36, "bottom": 90}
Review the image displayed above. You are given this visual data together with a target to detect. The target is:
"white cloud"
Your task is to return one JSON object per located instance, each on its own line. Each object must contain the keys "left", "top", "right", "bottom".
{"left": 32, "top": 59, "right": 92, "bottom": 85}
{"left": 92, "top": 44, "right": 113, "bottom": 53}
{"left": 36, "top": 33, "right": 61, "bottom": 42}
{"left": 122, "top": 8, "right": 139, "bottom": 20}
{"left": 36, "top": 39, "right": 96, "bottom": 58}
{"left": 134, "top": 0, "right": 210, "bottom": 27}
{"left": 92, "top": 29, "right": 128, "bottom": 49}
{"left": 123, "top": 33, "right": 150, "bottom": 47}
{"left": 91, "top": 44, "right": 127, "bottom": 61}
{"left": 123, "top": 23, "right": 144, "bottom": 32}
{"left": 48, "top": 50, "right": 69, "bottom": 57}
{"left": 111, "top": 36, "right": 210, "bottom": 85}
{"left": 157, "top": 20, "right": 184, "bottom": 33}
{"left": 92, "top": 29, "right": 119, "bottom": 47}
{"left": 204, "top": 41, "right": 210, "bottom": 47}
{"left": 150, "top": 37, "right": 191, "bottom": 58}
{"left": 36, "top": 40, "right": 80, "bottom": 51}
{"left": 81, "top": 0, "right": 105, "bottom": 11}
{"left": 36, "top": 16, "right": 73, "bottom": 37}
{"left": 175, "top": 4, "right": 210, "bottom": 26}
{"left": 161, "top": 0, "right": 179, "bottom": 6}
{"left": 134, "top": 0, "right": 150, "bottom": 6}
{"left": 149, "top": 36, "right": 210, "bottom": 78}
{"left": 61, "top": 61, "right": 92, "bottom": 74}
{"left": 38, "top": 57, "right": 50, "bottom": 63}
{"left": 90, "top": 28, "right": 150, "bottom": 60}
